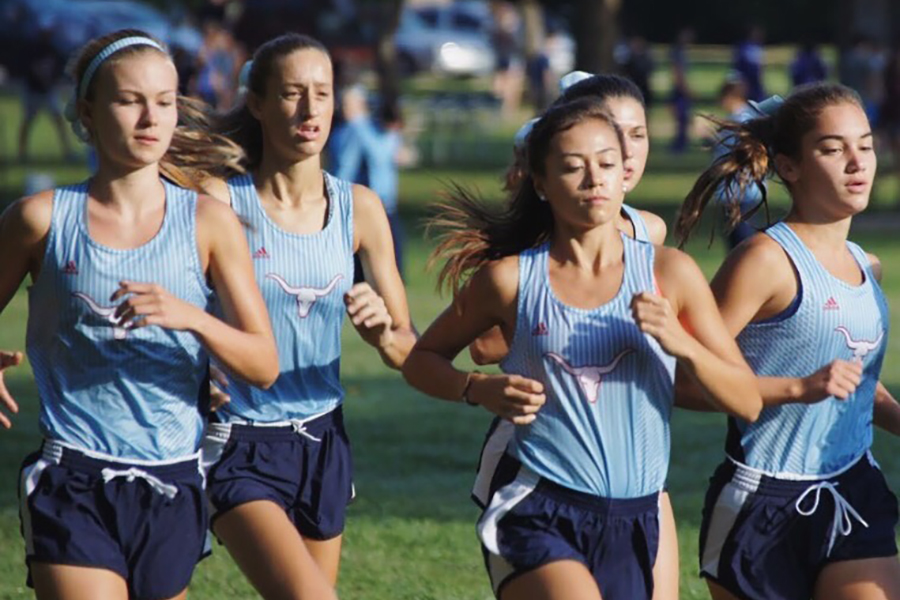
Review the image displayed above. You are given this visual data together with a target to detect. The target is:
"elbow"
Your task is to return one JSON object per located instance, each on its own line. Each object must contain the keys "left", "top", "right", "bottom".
{"left": 738, "top": 391, "right": 764, "bottom": 424}
{"left": 250, "top": 346, "right": 280, "bottom": 389}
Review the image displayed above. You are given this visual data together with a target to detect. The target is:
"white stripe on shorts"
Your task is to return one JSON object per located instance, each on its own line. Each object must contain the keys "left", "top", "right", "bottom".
{"left": 472, "top": 420, "right": 516, "bottom": 508}
{"left": 19, "top": 457, "right": 56, "bottom": 555}
{"left": 477, "top": 465, "right": 539, "bottom": 556}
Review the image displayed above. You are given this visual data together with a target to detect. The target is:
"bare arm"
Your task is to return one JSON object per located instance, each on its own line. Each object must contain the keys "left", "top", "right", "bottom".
{"left": 641, "top": 247, "right": 762, "bottom": 422}
{"left": 0, "top": 191, "right": 53, "bottom": 427}
{"left": 402, "top": 257, "right": 546, "bottom": 423}
{"left": 711, "top": 236, "right": 862, "bottom": 407}
{"left": 351, "top": 184, "right": 417, "bottom": 369}
{"left": 640, "top": 210, "right": 668, "bottom": 245}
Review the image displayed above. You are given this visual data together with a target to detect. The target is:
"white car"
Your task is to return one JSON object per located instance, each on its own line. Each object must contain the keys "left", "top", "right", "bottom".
{"left": 394, "top": 6, "right": 496, "bottom": 77}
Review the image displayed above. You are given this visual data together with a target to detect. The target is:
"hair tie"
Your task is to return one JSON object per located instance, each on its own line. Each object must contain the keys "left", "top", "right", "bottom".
{"left": 238, "top": 59, "right": 253, "bottom": 92}
{"left": 513, "top": 118, "right": 539, "bottom": 151}
{"left": 558, "top": 70, "right": 595, "bottom": 93}
{"left": 748, "top": 95, "right": 785, "bottom": 118}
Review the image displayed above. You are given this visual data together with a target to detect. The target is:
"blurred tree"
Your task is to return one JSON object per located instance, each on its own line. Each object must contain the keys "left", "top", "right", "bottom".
{"left": 570, "top": 0, "right": 620, "bottom": 72}
{"left": 371, "top": 0, "right": 404, "bottom": 109}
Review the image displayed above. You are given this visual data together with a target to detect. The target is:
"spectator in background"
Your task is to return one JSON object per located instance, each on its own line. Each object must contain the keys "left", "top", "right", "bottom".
{"left": 879, "top": 47, "right": 900, "bottom": 175}
{"left": 193, "top": 19, "right": 243, "bottom": 111}
{"left": 622, "top": 35, "right": 654, "bottom": 108}
{"left": 840, "top": 34, "right": 884, "bottom": 126}
{"left": 790, "top": 42, "right": 828, "bottom": 87}
{"left": 670, "top": 27, "right": 693, "bottom": 153}
{"left": 17, "top": 22, "right": 75, "bottom": 163}
{"left": 525, "top": 40, "right": 553, "bottom": 111}
{"left": 330, "top": 85, "right": 410, "bottom": 278}
{"left": 733, "top": 25, "right": 766, "bottom": 101}
{"left": 489, "top": 0, "right": 523, "bottom": 118}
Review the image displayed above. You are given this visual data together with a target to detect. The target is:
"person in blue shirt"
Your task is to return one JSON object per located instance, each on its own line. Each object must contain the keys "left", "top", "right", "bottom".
{"left": 0, "top": 28, "right": 277, "bottom": 600}
{"left": 790, "top": 42, "right": 828, "bottom": 88}
{"left": 677, "top": 82, "right": 900, "bottom": 600}
{"left": 403, "top": 96, "right": 761, "bottom": 600}
{"left": 733, "top": 26, "right": 766, "bottom": 102}
{"left": 329, "top": 84, "right": 406, "bottom": 277}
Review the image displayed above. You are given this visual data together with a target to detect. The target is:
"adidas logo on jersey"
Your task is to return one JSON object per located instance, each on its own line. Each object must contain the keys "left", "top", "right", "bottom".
{"left": 823, "top": 297, "right": 840, "bottom": 311}
{"left": 253, "top": 247, "right": 270, "bottom": 259}
{"left": 532, "top": 322, "right": 548, "bottom": 336}
{"left": 63, "top": 261, "right": 79, "bottom": 275}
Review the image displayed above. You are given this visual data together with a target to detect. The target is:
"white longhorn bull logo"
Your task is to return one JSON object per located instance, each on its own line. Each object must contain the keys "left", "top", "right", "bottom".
{"left": 835, "top": 326, "right": 884, "bottom": 360}
{"left": 266, "top": 273, "right": 344, "bottom": 318}
{"left": 71, "top": 292, "right": 128, "bottom": 340}
{"left": 544, "top": 349, "right": 633, "bottom": 404}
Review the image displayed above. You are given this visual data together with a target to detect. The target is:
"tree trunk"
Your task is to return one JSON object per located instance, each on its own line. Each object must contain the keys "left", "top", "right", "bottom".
{"left": 521, "top": 0, "right": 545, "bottom": 58}
{"left": 375, "top": 0, "right": 404, "bottom": 108}
{"left": 572, "top": 0, "right": 620, "bottom": 73}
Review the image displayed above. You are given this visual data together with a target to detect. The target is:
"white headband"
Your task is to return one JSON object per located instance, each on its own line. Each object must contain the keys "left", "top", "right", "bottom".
{"left": 78, "top": 36, "right": 165, "bottom": 99}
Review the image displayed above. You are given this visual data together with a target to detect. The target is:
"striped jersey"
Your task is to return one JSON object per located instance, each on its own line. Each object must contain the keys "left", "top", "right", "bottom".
{"left": 502, "top": 235, "right": 677, "bottom": 498}
{"left": 727, "top": 222, "right": 889, "bottom": 475}
{"left": 621, "top": 204, "right": 650, "bottom": 242}
{"left": 215, "top": 171, "right": 354, "bottom": 422}
{"left": 26, "top": 180, "right": 212, "bottom": 460}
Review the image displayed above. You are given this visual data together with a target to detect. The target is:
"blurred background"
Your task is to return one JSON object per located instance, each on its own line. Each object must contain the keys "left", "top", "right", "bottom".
{"left": 2, "top": 2, "right": 900, "bottom": 599}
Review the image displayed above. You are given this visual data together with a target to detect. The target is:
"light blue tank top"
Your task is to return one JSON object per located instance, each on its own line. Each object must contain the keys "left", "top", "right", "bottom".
{"left": 621, "top": 204, "right": 650, "bottom": 242}
{"left": 502, "top": 236, "right": 677, "bottom": 498}
{"left": 728, "top": 222, "right": 889, "bottom": 475}
{"left": 215, "top": 172, "right": 354, "bottom": 422}
{"left": 26, "top": 180, "right": 212, "bottom": 460}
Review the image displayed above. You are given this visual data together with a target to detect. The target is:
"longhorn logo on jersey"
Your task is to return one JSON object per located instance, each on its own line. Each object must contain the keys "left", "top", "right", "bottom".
{"left": 71, "top": 292, "right": 129, "bottom": 340}
{"left": 266, "top": 273, "right": 344, "bottom": 318}
{"left": 835, "top": 326, "right": 884, "bottom": 360}
{"left": 544, "top": 349, "right": 633, "bottom": 404}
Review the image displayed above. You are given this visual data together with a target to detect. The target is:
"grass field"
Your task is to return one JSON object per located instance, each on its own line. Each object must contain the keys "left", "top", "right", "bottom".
{"left": 2, "top": 47, "right": 900, "bottom": 599}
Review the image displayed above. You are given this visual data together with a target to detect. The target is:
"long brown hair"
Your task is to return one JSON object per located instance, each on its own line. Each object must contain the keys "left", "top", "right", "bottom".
{"left": 69, "top": 29, "right": 244, "bottom": 190}
{"left": 429, "top": 97, "right": 625, "bottom": 296}
{"left": 675, "top": 82, "right": 864, "bottom": 247}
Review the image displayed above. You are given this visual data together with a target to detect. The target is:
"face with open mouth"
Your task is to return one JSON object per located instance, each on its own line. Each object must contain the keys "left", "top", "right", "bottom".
{"left": 250, "top": 47, "right": 334, "bottom": 162}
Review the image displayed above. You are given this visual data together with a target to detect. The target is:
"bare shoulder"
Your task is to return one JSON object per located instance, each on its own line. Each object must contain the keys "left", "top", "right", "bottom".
{"left": 639, "top": 210, "right": 668, "bottom": 245}
{"left": 196, "top": 193, "right": 241, "bottom": 230}
{"left": 199, "top": 176, "right": 231, "bottom": 205}
{"left": 351, "top": 183, "right": 385, "bottom": 214}
{"left": 653, "top": 245, "right": 704, "bottom": 284}
{"left": 1, "top": 189, "right": 54, "bottom": 243}
{"left": 865, "top": 252, "right": 882, "bottom": 283}
{"left": 724, "top": 233, "right": 795, "bottom": 280}
{"left": 467, "top": 255, "right": 520, "bottom": 305}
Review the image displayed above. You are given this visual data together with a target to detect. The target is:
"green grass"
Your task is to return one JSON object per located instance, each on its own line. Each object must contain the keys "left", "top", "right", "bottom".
{"left": 2, "top": 44, "right": 900, "bottom": 599}
{"left": 2, "top": 197, "right": 900, "bottom": 599}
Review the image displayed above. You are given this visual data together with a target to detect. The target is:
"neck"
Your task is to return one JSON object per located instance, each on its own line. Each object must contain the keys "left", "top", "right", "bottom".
{"left": 784, "top": 206, "right": 852, "bottom": 251}
{"left": 550, "top": 219, "right": 623, "bottom": 272}
{"left": 90, "top": 161, "right": 165, "bottom": 211}
{"left": 255, "top": 150, "right": 324, "bottom": 206}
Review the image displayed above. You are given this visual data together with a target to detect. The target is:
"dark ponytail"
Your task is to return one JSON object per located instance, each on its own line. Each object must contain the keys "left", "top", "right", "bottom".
{"left": 676, "top": 82, "right": 865, "bottom": 247}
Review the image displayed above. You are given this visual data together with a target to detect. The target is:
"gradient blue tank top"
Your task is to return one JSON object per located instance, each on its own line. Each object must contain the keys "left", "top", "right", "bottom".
{"left": 26, "top": 180, "right": 212, "bottom": 460}
{"left": 621, "top": 204, "right": 650, "bottom": 242}
{"left": 216, "top": 172, "right": 354, "bottom": 422}
{"left": 502, "top": 236, "right": 677, "bottom": 498}
{"left": 727, "top": 222, "right": 888, "bottom": 475}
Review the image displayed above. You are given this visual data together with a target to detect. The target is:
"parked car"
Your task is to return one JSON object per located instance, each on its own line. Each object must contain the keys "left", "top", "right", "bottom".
{"left": 394, "top": 5, "right": 495, "bottom": 78}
